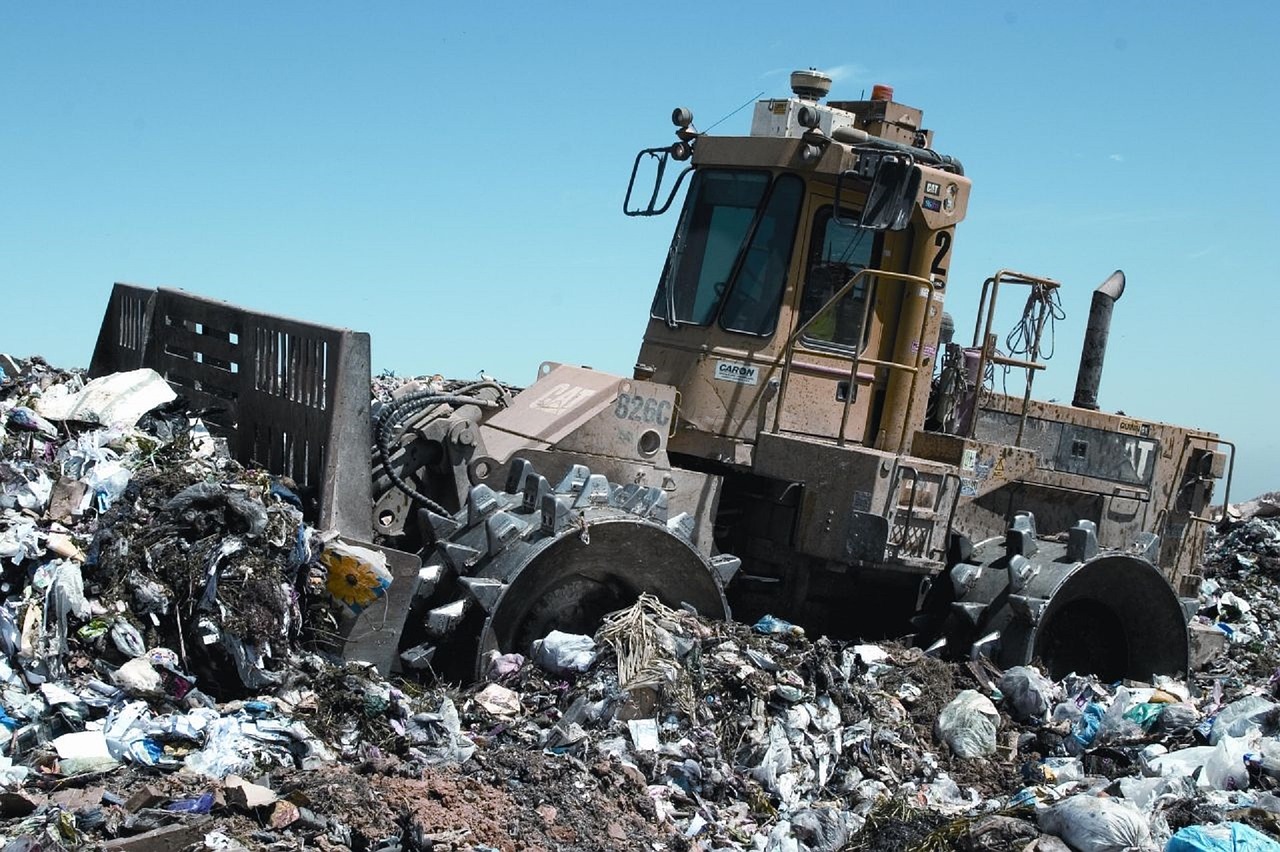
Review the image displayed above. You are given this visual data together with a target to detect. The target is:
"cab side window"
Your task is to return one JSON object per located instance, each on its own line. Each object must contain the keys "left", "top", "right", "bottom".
{"left": 797, "top": 208, "right": 878, "bottom": 352}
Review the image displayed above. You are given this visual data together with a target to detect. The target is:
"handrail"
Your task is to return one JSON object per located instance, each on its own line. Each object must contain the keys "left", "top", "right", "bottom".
{"left": 769, "top": 268, "right": 939, "bottom": 452}
{"left": 889, "top": 465, "right": 922, "bottom": 553}
{"left": 886, "top": 466, "right": 962, "bottom": 560}
{"left": 1178, "top": 435, "right": 1236, "bottom": 525}
{"left": 1149, "top": 434, "right": 1234, "bottom": 585}
{"left": 968, "top": 269, "right": 1061, "bottom": 444}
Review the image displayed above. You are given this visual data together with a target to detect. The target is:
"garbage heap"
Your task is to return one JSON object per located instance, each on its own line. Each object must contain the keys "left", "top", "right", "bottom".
{"left": 2, "top": 354, "right": 1280, "bottom": 852}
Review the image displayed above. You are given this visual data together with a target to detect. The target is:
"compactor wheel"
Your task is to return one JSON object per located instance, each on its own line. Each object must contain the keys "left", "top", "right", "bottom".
{"left": 399, "top": 458, "right": 737, "bottom": 681}
{"left": 931, "top": 512, "right": 1190, "bottom": 680}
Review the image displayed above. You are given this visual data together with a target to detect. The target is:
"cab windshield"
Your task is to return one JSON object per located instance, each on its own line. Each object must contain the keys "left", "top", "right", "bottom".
{"left": 651, "top": 169, "right": 803, "bottom": 337}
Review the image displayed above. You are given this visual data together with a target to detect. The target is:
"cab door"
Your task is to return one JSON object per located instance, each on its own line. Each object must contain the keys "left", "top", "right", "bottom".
{"left": 774, "top": 196, "right": 908, "bottom": 444}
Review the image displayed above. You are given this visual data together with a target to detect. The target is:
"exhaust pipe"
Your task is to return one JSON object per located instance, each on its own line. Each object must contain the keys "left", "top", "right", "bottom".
{"left": 1072, "top": 270, "right": 1125, "bottom": 410}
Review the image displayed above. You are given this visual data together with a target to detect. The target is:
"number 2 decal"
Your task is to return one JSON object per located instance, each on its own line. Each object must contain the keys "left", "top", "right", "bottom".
{"left": 931, "top": 230, "right": 951, "bottom": 277}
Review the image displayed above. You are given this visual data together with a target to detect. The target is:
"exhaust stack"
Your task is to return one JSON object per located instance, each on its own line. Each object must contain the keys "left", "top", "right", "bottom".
{"left": 1072, "top": 270, "right": 1126, "bottom": 410}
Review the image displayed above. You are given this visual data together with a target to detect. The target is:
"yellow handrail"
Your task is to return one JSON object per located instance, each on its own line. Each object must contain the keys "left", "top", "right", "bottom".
{"left": 769, "top": 268, "right": 939, "bottom": 452}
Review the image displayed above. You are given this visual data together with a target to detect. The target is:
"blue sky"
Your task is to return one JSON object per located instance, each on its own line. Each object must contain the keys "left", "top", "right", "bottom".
{"left": 2, "top": 2, "right": 1277, "bottom": 501}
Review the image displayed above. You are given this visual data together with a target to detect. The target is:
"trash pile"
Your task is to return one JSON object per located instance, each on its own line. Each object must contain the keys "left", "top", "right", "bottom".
{"left": 3, "top": 353, "right": 1280, "bottom": 851}
{"left": 1195, "top": 493, "right": 1280, "bottom": 681}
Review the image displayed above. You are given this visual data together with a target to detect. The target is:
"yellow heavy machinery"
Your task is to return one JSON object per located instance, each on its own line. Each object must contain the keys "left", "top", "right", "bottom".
{"left": 93, "top": 70, "right": 1230, "bottom": 682}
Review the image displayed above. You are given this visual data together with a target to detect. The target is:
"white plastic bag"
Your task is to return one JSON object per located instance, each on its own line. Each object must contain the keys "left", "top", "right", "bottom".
{"left": 1097, "top": 685, "right": 1146, "bottom": 742}
{"left": 1211, "top": 695, "right": 1277, "bottom": 744}
{"left": 1201, "top": 734, "right": 1251, "bottom": 791}
{"left": 529, "top": 630, "right": 598, "bottom": 674}
{"left": 1038, "top": 794, "right": 1156, "bottom": 852}
{"left": 936, "top": 689, "right": 999, "bottom": 758}
{"left": 35, "top": 368, "right": 176, "bottom": 428}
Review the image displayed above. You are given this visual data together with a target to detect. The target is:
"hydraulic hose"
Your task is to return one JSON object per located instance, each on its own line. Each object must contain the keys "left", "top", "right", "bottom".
{"left": 374, "top": 381, "right": 507, "bottom": 517}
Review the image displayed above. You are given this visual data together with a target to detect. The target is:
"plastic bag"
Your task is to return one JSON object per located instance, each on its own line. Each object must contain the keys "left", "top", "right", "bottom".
{"left": 0, "top": 514, "right": 43, "bottom": 566}
{"left": 319, "top": 539, "right": 392, "bottom": 614}
{"left": 530, "top": 630, "right": 598, "bottom": 675}
{"left": 1067, "top": 703, "right": 1106, "bottom": 755}
{"left": 110, "top": 620, "right": 146, "bottom": 658}
{"left": 483, "top": 651, "right": 525, "bottom": 680}
{"left": 754, "top": 614, "right": 804, "bottom": 637}
{"left": 1201, "top": 734, "right": 1251, "bottom": 791}
{"left": 1166, "top": 822, "right": 1280, "bottom": 852}
{"left": 936, "top": 689, "right": 998, "bottom": 758}
{"left": 47, "top": 560, "right": 89, "bottom": 653}
{"left": 1097, "top": 686, "right": 1145, "bottom": 742}
{"left": 1037, "top": 794, "right": 1155, "bottom": 852}
{"left": 1000, "top": 665, "right": 1054, "bottom": 722}
{"left": 80, "top": 460, "right": 131, "bottom": 512}
{"left": 1211, "top": 695, "right": 1278, "bottom": 744}
{"left": 1117, "top": 776, "right": 1174, "bottom": 810}
{"left": 0, "top": 755, "right": 30, "bottom": 787}
{"left": 5, "top": 406, "right": 56, "bottom": 437}
{"left": 1123, "top": 702, "right": 1164, "bottom": 731}
{"left": 0, "top": 462, "right": 52, "bottom": 512}
{"left": 113, "top": 656, "right": 163, "bottom": 695}
{"left": 36, "top": 368, "right": 176, "bottom": 428}
{"left": 750, "top": 720, "right": 798, "bottom": 805}
{"left": 406, "top": 697, "right": 475, "bottom": 766}
{"left": 184, "top": 715, "right": 258, "bottom": 779}
{"left": 1153, "top": 702, "right": 1200, "bottom": 734}
{"left": 165, "top": 482, "right": 268, "bottom": 540}
{"left": 789, "top": 806, "right": 860, "bottom": 852}
{"left": 1145, "top": 745, "right": 1214, "bottom": 779}
{"left": 1040, "top": 756, "right": 1084, "bottom": 782}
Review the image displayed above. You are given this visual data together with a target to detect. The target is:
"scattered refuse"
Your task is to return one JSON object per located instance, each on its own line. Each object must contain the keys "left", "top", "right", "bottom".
{"left": 937, "top": 689, "right": 1000, "bottom": 758}
{"left": 1038, "top": 794, "right": 1155, "bottom": 852}
{"left": 1, "top": 354, "right": 1279, "bottom": 849}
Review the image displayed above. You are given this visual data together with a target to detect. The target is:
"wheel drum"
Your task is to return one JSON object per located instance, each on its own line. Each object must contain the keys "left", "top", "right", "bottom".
{"left": 942, "top": 530, "right": 1190, "bottom": 682}
{"left": 406, "top": 459, "right": 732, "bottom": 682}
{"left": 1031, "top": 555, "right": 1189, "bottom": 681}
{"left": 477, "top": 515, "right": 729, "bottom": 672}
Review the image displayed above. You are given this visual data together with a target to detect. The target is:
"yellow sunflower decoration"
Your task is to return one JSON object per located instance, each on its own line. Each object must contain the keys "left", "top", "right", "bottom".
{"left": 321, "top": 541, "right": 392, "bottom": 613}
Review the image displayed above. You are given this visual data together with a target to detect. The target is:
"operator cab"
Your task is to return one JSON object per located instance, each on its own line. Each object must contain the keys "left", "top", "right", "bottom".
{"left": 629, "top": 70, "right": 970, "bottom": 463}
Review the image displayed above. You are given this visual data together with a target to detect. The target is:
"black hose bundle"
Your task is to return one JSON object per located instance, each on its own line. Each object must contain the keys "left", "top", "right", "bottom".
{"left": 373, "top": 380, "right": 506, "bottom": 516}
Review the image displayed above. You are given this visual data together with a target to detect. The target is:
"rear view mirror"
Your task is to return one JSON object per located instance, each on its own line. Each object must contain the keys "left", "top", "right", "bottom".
{"left": 834, "top": 154, "right": 921, "bottom": 231}
{"left": 624, "top": 146, "right": 694, "bottom": 217}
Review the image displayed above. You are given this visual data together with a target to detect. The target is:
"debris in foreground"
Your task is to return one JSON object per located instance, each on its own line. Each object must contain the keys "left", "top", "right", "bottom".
{"left": 0, "top": 355, "right": 1277, "bottom": 850}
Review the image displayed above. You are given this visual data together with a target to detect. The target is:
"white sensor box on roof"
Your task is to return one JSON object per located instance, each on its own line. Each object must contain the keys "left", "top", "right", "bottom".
{"left": 749, "top": 99, "right": 858, "bottom": 139}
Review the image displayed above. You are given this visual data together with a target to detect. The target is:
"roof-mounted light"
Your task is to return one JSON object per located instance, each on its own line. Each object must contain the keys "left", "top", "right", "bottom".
{"left": 671, "top": 106, "right": 698, "bottom": 142}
